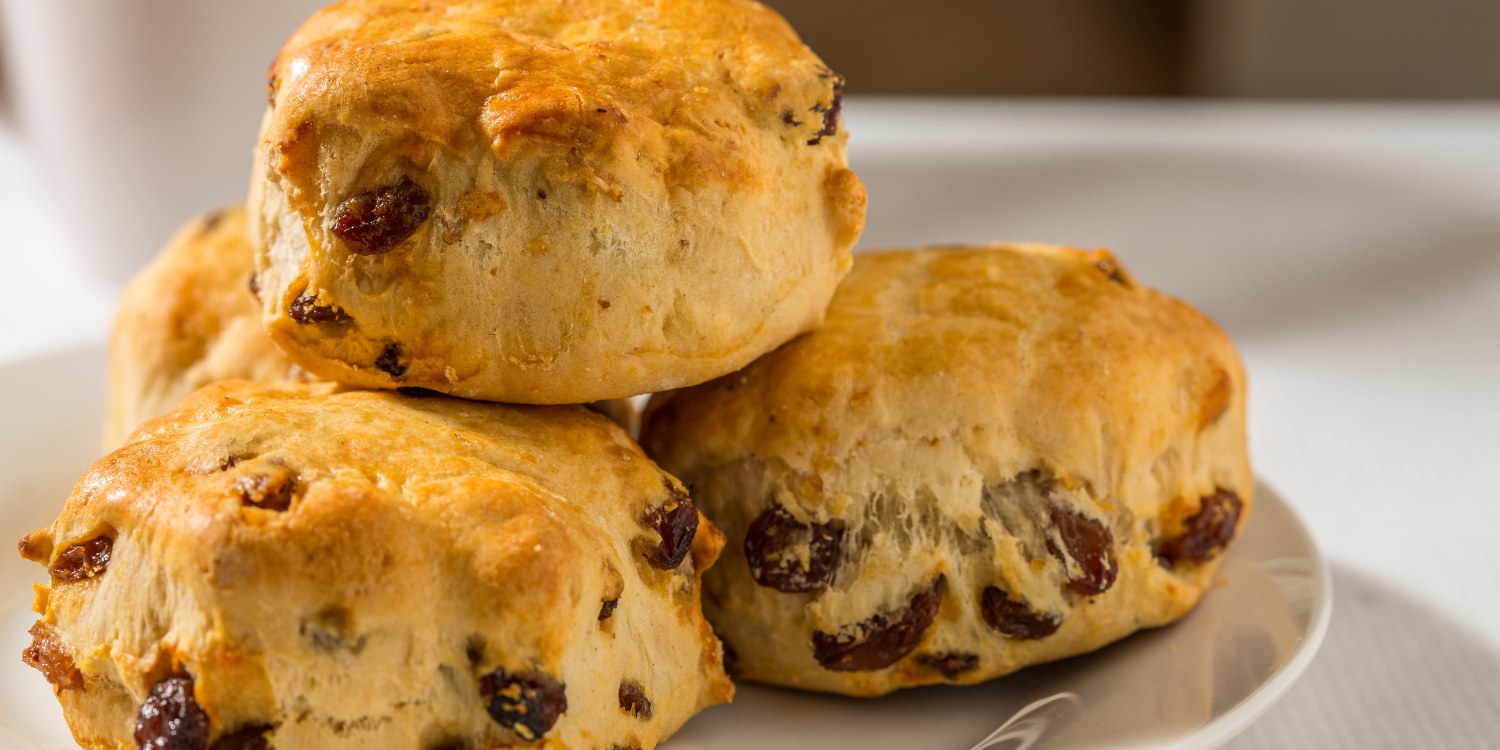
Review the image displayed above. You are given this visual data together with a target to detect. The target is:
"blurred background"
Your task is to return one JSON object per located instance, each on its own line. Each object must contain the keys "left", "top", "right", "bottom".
{"left": 770, "top": 0, "right": 1500, "bottom": 98}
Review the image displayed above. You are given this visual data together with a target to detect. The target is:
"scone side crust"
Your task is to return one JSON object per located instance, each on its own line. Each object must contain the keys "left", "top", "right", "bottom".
{"left": 642, "top": 244, "right": 1253, "bottom": 695}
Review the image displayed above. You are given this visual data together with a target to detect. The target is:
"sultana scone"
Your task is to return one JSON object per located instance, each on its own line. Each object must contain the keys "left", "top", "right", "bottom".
{"left": 641, "top": 244, "right": 1252, "bottom": 696}
{"left": 107, "top": 206, "right": 311, "bottom": 450}
{"left": 21, "top": 381, "right": 732, "bottom": 749}
{"left": 249, "top": 0, "right": 867, "bottom": 404}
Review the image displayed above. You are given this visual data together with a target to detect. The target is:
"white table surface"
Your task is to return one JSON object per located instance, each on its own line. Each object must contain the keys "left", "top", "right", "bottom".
{"left": 1, "top": 99, "right": 1498, "bottom": 749}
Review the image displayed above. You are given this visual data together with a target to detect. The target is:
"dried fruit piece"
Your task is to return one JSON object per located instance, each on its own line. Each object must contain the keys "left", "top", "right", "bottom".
{"left": 50, "top": 535, "right": 113, "bottom": 582}
{"left": 200, "top": 209, "right": 226, "bottom": 235}
{"left": 331, "top": 177, "right": 431, "bottom": 256}
{"left": 134, "top": 676, "right": 210, "bottom": 750}
{"left": 301, "top": 605, "right": 365, "bottom": 652}
{"left": 288, "top": 293, "right": 349, "bottom": 324}
{"left": 1046, "top": 506, "right": 1118, "bottom": 596}
{"left": 916, "top": 651, "right": 979, "bottom": 679}
{"left": 743, "top": 505, "right": 844, "bottom": 592}
{"left": 1094, "top": 255, "right": 1132, "bottom": 286}
{"left": 375, "top": 343, "right": 407, "bottom": 377}
{"left": 618, "top": 682, "right": 652, "bottom": 720}
{"left": 1158, "top": 489, "right": 1243, "bottom": 566}
{"left": 265, "top": 68, "right": 278, "bottom": 109}
{"left": 812, "top": 576, "right": 944, "bottom": 672}
{"left": 981, "top": 586, "right": 1060, "bottom": 640}
{"left": 598, "top": 598, "right": 618, "bottom": 620}
{"left": 721, "top": 641, "right": 739, "bottom": 674}
{"left": 17, "top": 532, "right": 49, "bottom": 563}
{"left": 479, "top": 668, "right": 567, "bottom": 741}
{"left": 806, "top": 75, "right": 845, "bottom": 146}
{"left": 209, "top": 725, "right": 272, "bottom": 750}
{"left": 236, "top": 470, "right": 296, "bottom": 512}
{"left": 642, "top": 483, "right": 698, "bottom": 570}
{"left": 22, "top": 621, "right": 83, "bottom": 692}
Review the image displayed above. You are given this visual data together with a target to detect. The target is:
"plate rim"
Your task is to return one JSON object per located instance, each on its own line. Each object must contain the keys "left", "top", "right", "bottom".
{"left": 1158, "top": 482, "right": 1333, "bottom": 750}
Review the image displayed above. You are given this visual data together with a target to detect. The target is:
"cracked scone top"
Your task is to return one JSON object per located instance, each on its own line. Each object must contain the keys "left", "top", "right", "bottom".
{"left": 641, "top": 245, "right": 1252, "bottom": 696}
{"left": 108, "top": 206, "right": 314, "bottom": 451}
{"left": 21, "top": 381, "right": 732, "bottom": 749}
{"left": 249, "top": 0, "right": 867, "bottom": 404}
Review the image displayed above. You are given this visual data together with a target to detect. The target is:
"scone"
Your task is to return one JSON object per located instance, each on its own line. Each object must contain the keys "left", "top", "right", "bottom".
{"left": 108, "top": 206, "right": 310, "bottom": 450}
{"left": 249, "top": 0, "right": 867, "bottom": 404}
{"left": 641, "top": 245, "right": 1251, "bottom": 696}
{"left": 21, "top": 381, "right": 732, "bottom": 749}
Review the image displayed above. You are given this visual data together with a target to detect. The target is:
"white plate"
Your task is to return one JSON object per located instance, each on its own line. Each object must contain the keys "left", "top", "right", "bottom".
{"left": 0, "top": 347, "right": 1330, "bottom": 750}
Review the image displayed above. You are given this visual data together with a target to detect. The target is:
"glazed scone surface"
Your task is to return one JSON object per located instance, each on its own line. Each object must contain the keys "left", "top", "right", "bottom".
{"left": 251, "top": 0, "right": 866, "bottom": 404}
{"left": 107, "top": 206, "right": 310, "bottom": 450}
{"left": 22, "top": 381, "right": 732, "bottom": 750}
{"left": 642, "top": 245, "right": 1252, "bottom": 696}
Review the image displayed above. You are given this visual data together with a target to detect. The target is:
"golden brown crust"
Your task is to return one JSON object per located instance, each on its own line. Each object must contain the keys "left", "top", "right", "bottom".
{"left": 251, "top": 0, "right": 865, "bottom": 403}
{"left": 107, "top": 206, "right": 310, "bottom": 450}
{"left": 28, "top": 381, "right": 732, "bottom": 749}
{"left": 641, "top": 244, "right": 1253, "bottom": 695}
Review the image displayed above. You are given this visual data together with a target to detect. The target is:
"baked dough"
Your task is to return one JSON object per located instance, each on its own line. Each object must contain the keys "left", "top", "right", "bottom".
{"left": 641, "top": 244, "right": 1252, "bottom": 696}
{"left": 249, "top": 0, "right": 866, "bottom": 404}
{"left": 107, "top": 206, "right": 310, "bottom": 450}
{"left": 22, "top": 381, "right": 732, "bottom": 749}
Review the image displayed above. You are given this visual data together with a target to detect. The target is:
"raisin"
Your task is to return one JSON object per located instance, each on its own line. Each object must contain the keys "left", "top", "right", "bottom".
{"left": 246, "top": 273, "right": 260, "bottom": 301}
{"left": 598, "top": 598, "right": 618, "bottom": 620}
{"left": 236, "top": 471, "right": 296, "bottom": 512}
{"left": 917, "top": 651, "right": 979, "bottom": 679}
{"left": 981, "top": 586, "right": 1060, "bottom": 640}
{"left": 135, "top": 676, "right": 210, "bottom": 750}
{"left": 812, "top": 576, "right": 944, "bottom": 672}
{"left": 266, "top": 65, "right": 279, "bottom": 109}
{"left": 782, "top": 110, "right": 802, "bottom": 127}
{"left": 375, "top": 342, "right": 407, "bottom": 377}
{"left": 301, "top": 606, "right": 364, "bottom": 652}
{"left": 806, "top": 75, "right": 844, "bottom": 146}
{"left": 209, "top": 726, "right": 272, "bottom": 750}
{"left": 642, "top": 482, "right": 697, "bottom": 570}
{"left": 17, "top": 532, "right": 49, "bottom": 563}
{"left": 1046, "top": 506, "right": 1118, "bottom": 596}
{"left": 1158, "top": 489, "right": 1243, "bottom": 566}
{"left": 465, "top": 636, "right": 485, "bottom": 666}
{"left": 397, "top": 387, "right": 443, "bottom": 398}
{"left": 50, "top": 535, "right": 113, "bottom": 582}
{"left": 1095, "top": 256, "right": 1131, "bottom": 286}
{"left": 618, "top": 682, "right": 652, "bottom": 720}
{"left": 288, "top": 293, "right": 349, "bottom": 324}
{"left": 21, "top": 621, "right": 84, "bottom": 692}
{"left": 200, "top": 209, "right": 226, "bottom": 235}
{"left": 721, "top": 641, "right": 738, "bottom": 674}
{"left": 479, "top": 668, "right": 567, "bottom": 741}
{"left": 743, "top": 505, "right": 844, "bottom": 592}
{"left": 330, "top": 177, "right": 431, "bottom": 256}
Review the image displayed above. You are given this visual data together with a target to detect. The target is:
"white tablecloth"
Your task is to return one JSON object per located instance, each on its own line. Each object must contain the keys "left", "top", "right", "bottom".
{"left": 1, "top": 100, "right": 1497, "bottom": 749}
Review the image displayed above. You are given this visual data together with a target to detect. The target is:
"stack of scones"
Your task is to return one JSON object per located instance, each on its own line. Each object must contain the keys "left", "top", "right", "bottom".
{"left": 20, "top": 1, "right": 1252, "bottom": 749}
